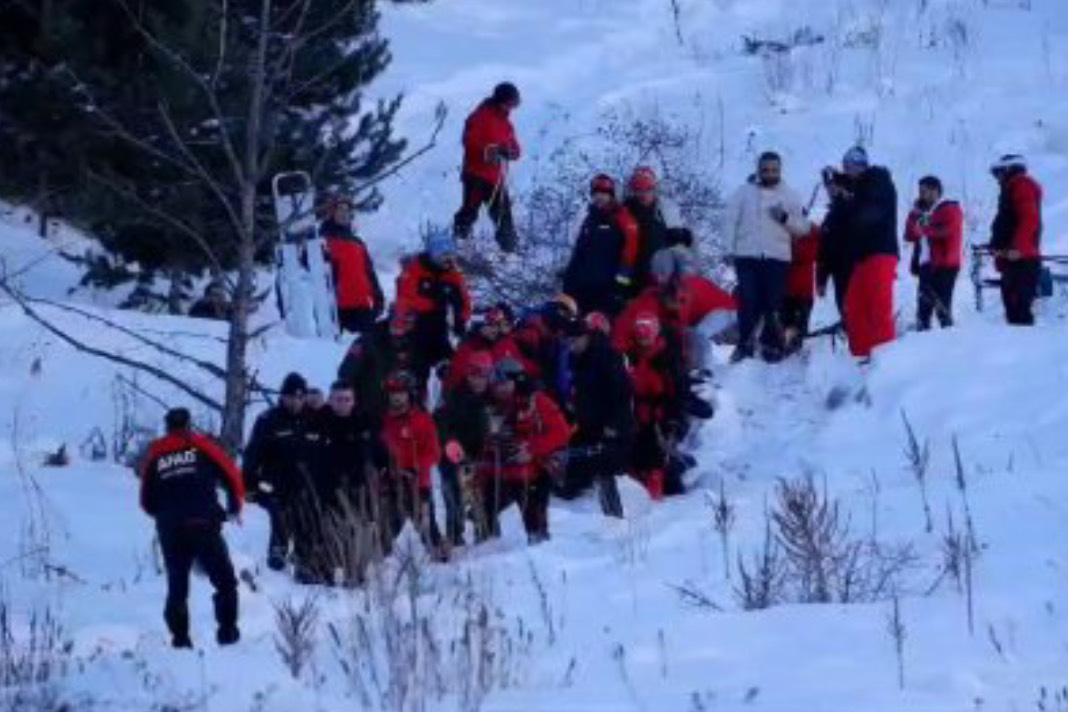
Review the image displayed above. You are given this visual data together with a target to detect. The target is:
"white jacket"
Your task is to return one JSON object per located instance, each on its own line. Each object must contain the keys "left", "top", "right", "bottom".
{"left": 725, "top": 180, "right": 809, "bottom": 262}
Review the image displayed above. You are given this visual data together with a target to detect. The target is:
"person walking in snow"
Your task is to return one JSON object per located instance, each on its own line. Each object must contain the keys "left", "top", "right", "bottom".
{"left": 988, "top": 154, "right": 1044, "bottom": 326}
{"left": 725, "top": 151, "right": 811, "bottom": 363}
{"left": 832, "top": 146, "right": 900, "bottom": 361}
{"left": 140, "top": 408, "right": 243, "bottom": 649}
{"left": 395, "top": 229, "right": 472, "bottom": 375}
{"left": 562, "top": 174, "right": 640, "bottom": 317}
{"left": 904, "top": 176, "right": 963, "bottom": 330}
{"left": 320, "top": 195, "right": 385, "bottom": 335}
{"left": 453, "top": 82, "right": 522, "bottom": 253}
{"left": 623, "top": 166, "right": 679, "bottom": 291}
{"left": 242, "top": 372, "right": 322, "bottom": 573}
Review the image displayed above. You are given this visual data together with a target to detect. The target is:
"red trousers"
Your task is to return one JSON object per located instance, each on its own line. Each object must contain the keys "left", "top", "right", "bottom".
{"left": 845, "top": 255, "right": 898, "bottom": 358}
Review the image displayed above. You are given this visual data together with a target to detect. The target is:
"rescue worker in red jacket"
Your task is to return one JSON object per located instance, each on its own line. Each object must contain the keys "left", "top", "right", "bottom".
{"left": 320, "top": 196, "right": 384, "bottom": 335}
{"left": 988, "top": 154, "right": 1043, "bottom": 325}
{"left": 443, "top": 305, "right": 523, "bottom": 393}
{"left": 395, "top": 230, "right": 472, "bottom": 373}
{"left": 453, "top": 82, "right": 522, "bottom": 253}
{"left": 478, "top": 359, "right": 570, "bottom": 544}
{"left": 904, "top": 176, "right": 964, "bottom": 330}
{"left": 140, "top": 408, "right": 243, "bottom": 649}
{"left": 782, "top": 223, "right": 822, "bottom": 350}
{"left": 627, "top": 313, "right": 684, "bottom": 501}
{"left": 562, "top": 174, "right": 640, "bottom": 316}
{"left": 380, "top": 370, "right": 444, "bottom": 554}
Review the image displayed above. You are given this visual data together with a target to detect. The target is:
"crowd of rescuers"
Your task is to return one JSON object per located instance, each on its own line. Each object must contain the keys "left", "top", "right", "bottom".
{"left": 149, "top": 81, "right": 1044, "bottom": 648}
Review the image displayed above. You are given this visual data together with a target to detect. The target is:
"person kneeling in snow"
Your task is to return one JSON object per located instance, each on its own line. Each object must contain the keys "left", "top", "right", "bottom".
{"left": 140, "top": 408, "right": 243, "bottom": 649}
{"left": 478, "top": 359, "right": 570, "bottom": 544}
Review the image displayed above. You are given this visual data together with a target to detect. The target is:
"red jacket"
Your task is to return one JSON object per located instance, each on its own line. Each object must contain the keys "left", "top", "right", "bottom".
{"left": 903, "top": 201, "right": 963, "bottom": 269}
{"left": 787, "top": 225, "right": 821, "bottom": 299}
{"left": 140, "top": 432, "right": 244, "bottom": 524}
{"left": 444, "top": 334, "right": 523, "bottom": 392}
{"left": 629, "top": 340, "right": 678, "bottom": 426}
{"left": 382, "top": 408, "right": 441, "bottom": 490}
{"left": 395, "top": 255, "right": 472, "bottom": 324}
{"left": 991, "top": 173, "right": 1042, "bottom": 261}
{"left": 478, "top": 392, "right": 570, "bottom": 484}
{"left": 462, "top": 100, "right": 521, "bottom": 185}
{"left": 321, "top": 221, "right": 384, "bottom": 311}
{"left": 613, "top": 276, "right": 736, "bottom": 352}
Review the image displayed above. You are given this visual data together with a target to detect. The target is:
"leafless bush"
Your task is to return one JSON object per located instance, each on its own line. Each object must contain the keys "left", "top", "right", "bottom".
{"left": 328, "top": 531, "right": 534, "bottom": 712}
{"left": 459, "top": 105, "right": 726, "bottom": 308}
{"left": 734, "top": 517, "right": 787, "bottom": 611}
{"left": 273, "top": 596, "right": 320, "bottom": 680}
{"left": 901, "top": 410, "right": 933, "bottom": 533}
{"left": 705, "top": 483, "right": 736, "bottom": 581}
{"left": 768, "top": 475, "right": 918, "bottom": 605}
{"left": 0, "top": 594, "right": 75, "bottom": 712}
{"left": 1036, "top": 685, "right": 1068, "bottom": 711}
{"left": 741, "top": 27, "right": 825, "bottom": 56}
{"left": 886, "top": 593, "right": 907, "bottom": 689}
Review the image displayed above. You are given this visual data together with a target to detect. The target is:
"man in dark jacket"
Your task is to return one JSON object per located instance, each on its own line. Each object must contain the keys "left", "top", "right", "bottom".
{"left": 337, "top": 310, "right": 426, "bottom": 425}
{"left": 833, "top": 146, "right": 899, "bottom": 360}
{"left": 453, "top": 82, "right": 521, "bottom": 252}
{"left": 816, "top": 175, "right": 856, "bottom": 317}
{"left": 562, "top": 174, "right": 640, "bottom": 316}
{"left": 624, "top": 167, "right": 673, "bottom": 291}
{"left": 560, "top": 319, "right": 635, "bottom": 517}
{"left": 434, "top": 351, "right": 493, "bottom": 545}
{"left": 309, "top": 379, "right": 386, "bottom": 585}
{"left": 141, "top": 408, "right": 243, "bottom": 649}
{"left": 988, "top": 154, "right": 1044, "bottom": 325}
{"left": 320, "top": 196, "right": 384, "bottom": 335}
{"left": 242, "top": 373, "right": 322, "bottom": 572}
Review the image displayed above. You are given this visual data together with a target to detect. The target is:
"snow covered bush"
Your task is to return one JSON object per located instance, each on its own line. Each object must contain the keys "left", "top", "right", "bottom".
{"left": 0, "top": 595, "right": 75, "bottom": 712}
{"left": 459, "top": 105, "right": 726, "bottom": 308}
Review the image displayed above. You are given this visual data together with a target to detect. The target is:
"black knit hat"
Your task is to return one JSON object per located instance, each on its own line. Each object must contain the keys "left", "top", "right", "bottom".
{"left": 164, "top": 407, "right": 191, "bottom": 433}
{"left": 491, "top": 81, "right": 520, "bottom": 105}
{"left": 280, "top": 372, "right": 307, "bottom": 396}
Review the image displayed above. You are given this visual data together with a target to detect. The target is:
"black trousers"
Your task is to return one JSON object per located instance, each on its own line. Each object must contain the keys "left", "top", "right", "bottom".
{"left": 780, "top": 296, "right": 814, "bottom": 338}
{"left": 1000, "top": 260, "right": 1040, "bottom": 326}
{"left": 735, "top": 257, "right": 790, "bottom": 355}
{"left": 438, "top": 459, "right": 466, "bottom": 545}
{"left": 264, "top": 496, "right": 294, "bottom": 564}
{"left": 481, "top": 476, "right": 550, "bottom": 540}
{"left": 916, "top": 266, "right": 959, "bottom": 330}
{"left": 453, "top": 173, "right": 516, "bottom": 251}
{"left": 337, "top": 307, "right": 378, "bottom": 335}
{"left": 158, "top": 521, "right": 238, "bottom": 640}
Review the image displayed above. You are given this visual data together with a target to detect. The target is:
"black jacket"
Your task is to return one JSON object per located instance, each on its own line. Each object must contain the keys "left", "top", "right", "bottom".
{"left": 242, "top": 406, "right": 322, "bottom": 498}
{"left": 843, "top": 166, "right": 899, "bottom": 263}
{"left": 141, "top": 432, "right": 243, "bottom": 526}
{"left": 314, "top": 409, "right": 386, "bottom": 501}
{"left": 337, "top": 321, "right": 425, "bottom": 425}
{"left": 625, "top": 198, "right": 669, "bottom": 288}
{"left": 569, "top": 333, "right": 635, "bottom": 443}
{"left": 563, "top": 205, "right": 631, "bottom": 314}
{"left": 434, "top": 384, "right": 492, "bottom": 461}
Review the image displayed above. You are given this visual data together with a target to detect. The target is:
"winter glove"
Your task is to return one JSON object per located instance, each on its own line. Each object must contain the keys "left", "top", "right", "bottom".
{"left": 484, "top": 144, "right": 505, "bottom": 164}
{"left": 768, "top": 205, "right": 789, "bottom": 225}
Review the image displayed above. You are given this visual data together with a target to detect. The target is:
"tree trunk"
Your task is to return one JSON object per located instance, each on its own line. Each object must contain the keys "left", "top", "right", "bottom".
{"left": 221, "top": 229, "right": 254, "bottom": 453}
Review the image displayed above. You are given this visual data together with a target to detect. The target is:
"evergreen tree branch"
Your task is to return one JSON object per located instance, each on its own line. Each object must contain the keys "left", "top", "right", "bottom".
{"left": 353, "top": 101, "right": 447, "bottom": 194}
{"left": 0, "top": 276, "right": 223, "bottom": 412}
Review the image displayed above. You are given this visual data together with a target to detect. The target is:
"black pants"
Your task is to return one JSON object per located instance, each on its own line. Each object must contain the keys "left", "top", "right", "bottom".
{"left": 1000, "top": 260, "right": 1040, "bottom": 326}
{"left": 453, "top": 173, "right": 516, "bottom": 251}
{"left": 780, "top": 296, "right": 814, "bottom": 344}
{"left": 438, "top": 459, "right": 466, "bottom": 545}
{"left": 158, "top": 522, "right": 238, "bottom": 640}
{"left": 264, "top": 495, "right": 295, "bottom": 565}
{"left": 735, "top": 257, "right": 790, "bottom": 356}
{"left": 481, "top": 476, "right": 550, "bottom": 540}
{"left": 916, "top": 266, "right": 959, "bottom": 330}
{"left": 558, "top": 435, "right": 627, "bottom": 517}
{"left": 338, "top": 307, "right": 378, "bottom": 335}
{"left": 378, "top": 476, "right": 442, "bottom": 551}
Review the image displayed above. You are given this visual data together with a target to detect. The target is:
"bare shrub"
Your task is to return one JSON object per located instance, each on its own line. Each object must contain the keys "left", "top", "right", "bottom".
{"left": 273, "top": 596, "right": 320, "bottom": 680}
{"left": 901, "top": 410, "right": 933, "bottom": 533}
{"left": 459, "top": 104, "right": 726, "bottom": 308}
{"left": 734, "top": 516, "right": 787, "bottom": 611}
{"left": 0, "top": 594, "right": 75, "bottom": 712}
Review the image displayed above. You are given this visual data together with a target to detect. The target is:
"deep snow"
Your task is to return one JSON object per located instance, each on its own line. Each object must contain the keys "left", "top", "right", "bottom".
{"left": 3, "top": 0, "right": 1068, "bottom": 710}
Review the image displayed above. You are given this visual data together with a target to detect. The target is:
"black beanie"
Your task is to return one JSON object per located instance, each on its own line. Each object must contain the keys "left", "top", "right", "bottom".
{"left": 164, "top": 407, "right": 191, "bottom": 433}
{"left": 281, "top": 372, "right": 307, "bottom": 396}
{"left": 491, "top": 81, "right": 520, "bottom": 105}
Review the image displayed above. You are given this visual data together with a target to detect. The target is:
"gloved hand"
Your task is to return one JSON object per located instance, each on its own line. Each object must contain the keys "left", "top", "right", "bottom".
{"left": 500, "top": 144, "right": 519, "bottom": 161}
{"left": 768, "top": 205, "right": 789, "bottom": 225}
{"left": 484, "top": 144, "right": 504, "bottom": 164}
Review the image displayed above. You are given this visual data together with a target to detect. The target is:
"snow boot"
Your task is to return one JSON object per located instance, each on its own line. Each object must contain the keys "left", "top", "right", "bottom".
{"left": 171, "top": 633, "right": 193, "bottom": 650}
{"left": 216, "top": 626, "right": 240, "bottom": 646}
{"left": 495, "top": 226, "right": 518, "bottom": 254}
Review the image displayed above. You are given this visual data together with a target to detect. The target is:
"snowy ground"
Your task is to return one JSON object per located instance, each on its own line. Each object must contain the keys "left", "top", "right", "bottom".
{"left": 3, "top": 0, "right": 1068, "bottom": 710}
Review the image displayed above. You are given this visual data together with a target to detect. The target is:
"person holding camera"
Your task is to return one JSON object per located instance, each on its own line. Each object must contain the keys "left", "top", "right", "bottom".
{"left": 904, "top": 176, "right": 963, "bottom": 330}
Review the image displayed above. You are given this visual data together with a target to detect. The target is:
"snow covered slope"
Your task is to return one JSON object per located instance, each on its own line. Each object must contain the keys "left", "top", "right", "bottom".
{"left": 3, "top": 0, "right": 1068, "bottom": 710}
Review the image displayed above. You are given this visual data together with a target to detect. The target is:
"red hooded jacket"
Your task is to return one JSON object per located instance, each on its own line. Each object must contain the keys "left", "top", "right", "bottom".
{"left": 395, "top": 255, "right": 472, "bottom": 324}
{"left": 321, "top": 220, "right": 384, "bottom": 311}
{"left": 382, "top": 408, "right": 441, "bottom": 490}
{"left": 613, "top": 275, "right": 736, "bottom": 352}
{"left": 478, "top": 391, "right": 570, "bottom": 484}
{"left": 903, "top": 201, "right": 963, "bottom": 270}
{"left": 140, "top": 431, "right": 244, "bottom": 524}
{"left": 462, "top": 100, "right": 521, "bottom": 185}
{"left": 628, "top": 339, "right": 678, "bottom": 426}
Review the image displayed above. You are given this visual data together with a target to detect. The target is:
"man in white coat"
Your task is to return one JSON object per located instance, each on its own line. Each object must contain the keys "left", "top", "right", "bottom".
{"left": 725, "top": 151, "right": 810, "bottom": 362}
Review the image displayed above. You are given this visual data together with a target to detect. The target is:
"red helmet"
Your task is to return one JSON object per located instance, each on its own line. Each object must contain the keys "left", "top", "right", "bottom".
{"left": 590, "top": 173, "right": 617, "bottom": 197}
{"left": 629, "top": 166, "right": 657, "bottom": 194}
{"left": 466, "top": 351, "right": 494, "bottom": 377}
{"left": 585, "top": 311, "right": 611, "bottom": 336}
{"left": 634, "top": 312, "right": 661, "bottom": 343}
